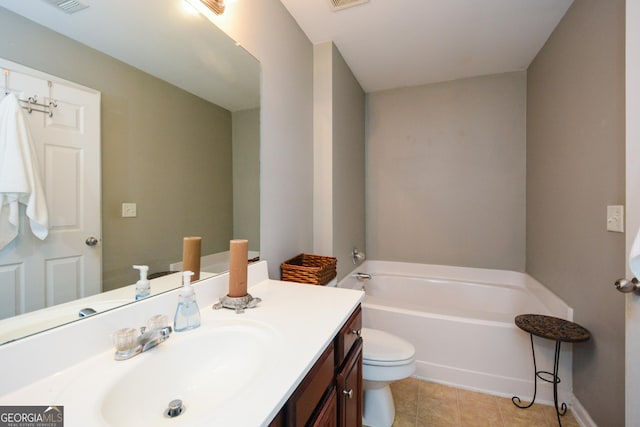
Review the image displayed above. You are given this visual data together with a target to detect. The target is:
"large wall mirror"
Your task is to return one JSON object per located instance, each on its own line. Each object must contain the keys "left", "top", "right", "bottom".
{"left": 0, "top": 0, "right": 260, "bottom": 344}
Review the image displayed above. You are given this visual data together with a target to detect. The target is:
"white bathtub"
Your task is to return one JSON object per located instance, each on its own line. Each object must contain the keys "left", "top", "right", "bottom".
{"left": 338, "top": 261, "right": 574, "bottom": 405}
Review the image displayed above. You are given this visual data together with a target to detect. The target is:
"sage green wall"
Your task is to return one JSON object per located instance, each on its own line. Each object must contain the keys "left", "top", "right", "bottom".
{"left": 0, "top": 7, "right": 234, "bottom": 291}
{"left": 366, "top": 72, "right": 527, "bottom": 271}
{"left": 233, "top": 108, "right": 260, "bottom": 250}
{"left": 526, "top": 1, "right": 626, "bottom": 425}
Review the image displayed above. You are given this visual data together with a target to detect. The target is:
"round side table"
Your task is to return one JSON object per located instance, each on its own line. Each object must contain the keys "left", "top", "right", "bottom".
{"left": 512, "top": 314, "right": 590, "bottom": 427}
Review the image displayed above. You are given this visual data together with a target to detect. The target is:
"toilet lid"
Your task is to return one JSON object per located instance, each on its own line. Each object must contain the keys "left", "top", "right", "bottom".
{"left": 361, "top": 327, "right": 415, "bottom": 365}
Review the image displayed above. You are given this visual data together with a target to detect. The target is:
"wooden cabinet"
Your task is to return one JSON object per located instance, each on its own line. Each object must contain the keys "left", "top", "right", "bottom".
{"left": 311, "top": 388, "right": 337, "bottom": 427}
{"left": 274, "top": 304, "right": 363, "bottom": 427}
{"left": 336, "top": 306, "right": 362, "bottom": 365}
{"left": 287, "top": 343, "right": 336, "bottom": 426}
{"left": 337, "top": 339, "right": 363, "bottom": 427}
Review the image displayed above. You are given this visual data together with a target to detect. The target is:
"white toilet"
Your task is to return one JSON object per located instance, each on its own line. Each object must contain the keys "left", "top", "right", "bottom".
{"left": 361, "top": 327, "right": 416, "bottom": 427}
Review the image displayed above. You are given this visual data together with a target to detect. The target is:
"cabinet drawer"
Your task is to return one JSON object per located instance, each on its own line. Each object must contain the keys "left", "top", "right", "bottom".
{"left": 287, "top": 342, "right": 335, "bottom": 427}
{"left": 335, "top": 305, "right": 362, "bottom": 367}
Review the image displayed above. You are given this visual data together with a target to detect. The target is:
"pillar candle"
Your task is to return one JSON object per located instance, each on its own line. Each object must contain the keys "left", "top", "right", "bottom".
{"left": 182, "top": 236, "right": 201, "bottom": 282}
{"left": 228, "top": 239, "right": 248, "bottom": 297}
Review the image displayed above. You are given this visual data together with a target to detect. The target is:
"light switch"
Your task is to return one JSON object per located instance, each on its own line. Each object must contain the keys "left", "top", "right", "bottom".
{"left": 607, "top": 205, "right": 624, "bottom": 233}
{"left": 122, "top": 202, "right": 137, "bottom": 218}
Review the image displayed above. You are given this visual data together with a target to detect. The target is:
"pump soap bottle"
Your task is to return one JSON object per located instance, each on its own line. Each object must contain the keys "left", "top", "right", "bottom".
{"left": 133, "top": 265, "right": 150, "bottom": 300}
{"left": 174, "top": 271, "right": 201, "bottom": 332}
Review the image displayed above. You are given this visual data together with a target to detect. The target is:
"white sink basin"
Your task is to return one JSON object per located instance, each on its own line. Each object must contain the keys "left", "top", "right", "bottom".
{"left": 99, "top": 320, "right": 282, "bottom": 427}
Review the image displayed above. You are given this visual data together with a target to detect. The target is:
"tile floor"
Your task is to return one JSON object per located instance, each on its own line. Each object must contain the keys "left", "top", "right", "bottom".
{"left": 389, "top": 378, "right": 580, "bottom": 427}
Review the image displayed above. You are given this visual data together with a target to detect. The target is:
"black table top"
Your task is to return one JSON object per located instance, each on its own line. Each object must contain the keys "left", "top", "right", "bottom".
{"left": 515, "top": 314, "right": 590, "bottom": 343}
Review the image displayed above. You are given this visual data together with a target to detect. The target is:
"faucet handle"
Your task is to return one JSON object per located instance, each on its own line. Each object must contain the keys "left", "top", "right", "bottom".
{"left": 352, "top": 248, "right": 365, "bottom": 265}
{"left": 147, "top": 314, "right": 169, "bottom": 331}
{"left": 113, "top": 328, "right": 142, "bottom": 360}
{"left": 114, "top": 328, "right": 138, "bottom": 351}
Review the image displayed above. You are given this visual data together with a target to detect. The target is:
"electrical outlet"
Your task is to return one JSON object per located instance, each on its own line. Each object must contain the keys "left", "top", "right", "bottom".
{"left": 607, "top": 205, "right": 624, "bottom": 232}
{"left": 122, "top": 202, "right": 137, "bottom": 218}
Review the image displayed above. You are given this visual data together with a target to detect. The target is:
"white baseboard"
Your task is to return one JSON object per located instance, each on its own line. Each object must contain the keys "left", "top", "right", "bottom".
{"left": 570, "top": 395, "right": 598, "bottom": 427}
{"left": 413, "top": 359, "right": 571, "bottom": 406}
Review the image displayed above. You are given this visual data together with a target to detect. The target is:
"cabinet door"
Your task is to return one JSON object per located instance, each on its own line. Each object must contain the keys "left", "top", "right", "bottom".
{"left": 336, "top": 339, "right": 363, "bottom": 427}
{"left": 311, "top": 387, "right": 337, "bottom": 427}
{"left": 287, "top": 343, "right": 335, "bottom": 426}
{"left": 268, "top": 407, "right": 285, "bottom": 427}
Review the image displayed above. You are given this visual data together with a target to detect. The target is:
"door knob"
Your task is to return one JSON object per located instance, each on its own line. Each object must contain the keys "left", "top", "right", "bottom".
{"left": 343, "top": 389, "right": 353, "bottom": 399}
{"left": 85, "top": 236, "right": 99, "bottom": 247}
{"left": 614, "top": 277, "right": 640, "bottom": 295}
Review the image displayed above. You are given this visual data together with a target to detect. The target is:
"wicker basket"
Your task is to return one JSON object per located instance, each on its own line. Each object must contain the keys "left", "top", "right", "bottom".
{"left": 281, "top": 253, "right": 337, "bottom": 285}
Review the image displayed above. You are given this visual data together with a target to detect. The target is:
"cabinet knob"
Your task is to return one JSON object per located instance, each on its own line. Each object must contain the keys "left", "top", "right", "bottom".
{"left": 351, "top": 329, "right": 361, "bottom": 337}
{"left": 343, "top": 389, "right": 353, "bottom": 399}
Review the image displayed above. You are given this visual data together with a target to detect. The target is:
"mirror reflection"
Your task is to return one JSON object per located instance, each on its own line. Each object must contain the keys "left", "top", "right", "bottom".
{"left": 0, "top": 1, "right": 260, "bottom": 345}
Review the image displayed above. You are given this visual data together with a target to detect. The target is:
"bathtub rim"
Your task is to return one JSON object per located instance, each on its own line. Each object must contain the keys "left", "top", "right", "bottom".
{"left": 339, "top": 260, "right": 573, "bottom": 321}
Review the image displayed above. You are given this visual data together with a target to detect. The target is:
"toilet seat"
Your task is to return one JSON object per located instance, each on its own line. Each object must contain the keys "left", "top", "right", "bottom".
{"left": 361, "top": 327, "right": 415, "bottom": 367}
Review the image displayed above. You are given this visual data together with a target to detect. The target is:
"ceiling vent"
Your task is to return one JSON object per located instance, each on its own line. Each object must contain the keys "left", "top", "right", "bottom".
{"left": 42, "top": 0, "right": 89, "bottom": 14}
{"left": 329, "top": 0, "right": 369, "bottom": 12}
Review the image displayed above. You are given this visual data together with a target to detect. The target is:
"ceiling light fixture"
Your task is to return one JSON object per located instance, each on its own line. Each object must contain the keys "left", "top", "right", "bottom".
{"left": 200, "top": 0, "right": 226, "bottom": 15}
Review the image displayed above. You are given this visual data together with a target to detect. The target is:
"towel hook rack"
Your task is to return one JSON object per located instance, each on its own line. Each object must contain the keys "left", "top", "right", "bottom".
{"left": 21, "top": 95, "right": 57, "bottom": 117}
{"left": 2, "top": 69, "right": 57, "bottom": 117}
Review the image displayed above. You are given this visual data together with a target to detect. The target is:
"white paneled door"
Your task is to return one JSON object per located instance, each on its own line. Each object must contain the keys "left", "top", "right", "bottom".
{"left": 0, "top": 59, "right": 101, "bottom": 320}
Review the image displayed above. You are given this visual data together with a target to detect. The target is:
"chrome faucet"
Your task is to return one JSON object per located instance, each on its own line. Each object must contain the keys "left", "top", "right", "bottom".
{"left": 139, "top": 325, "right": 172, "bottom": 353}
{"left": 78, "top": 307, "right": 97, "bottom": 318}
{"left": 352, "top": 272, "right": 372, "bottom": 281}
{"left": 113, "top": 315, "right": 172, "bottom": 361}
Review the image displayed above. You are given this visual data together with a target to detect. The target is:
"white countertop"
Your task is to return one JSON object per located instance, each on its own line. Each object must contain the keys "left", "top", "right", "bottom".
{"left": 0, "top": 262, "right": 364, "bottom": 427}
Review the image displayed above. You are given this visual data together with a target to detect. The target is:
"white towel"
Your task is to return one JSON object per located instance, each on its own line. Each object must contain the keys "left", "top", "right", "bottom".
{"left": 631, "top": 226, "right": 640, "bottom": 279}
{"left": 0, "top": 93, "right": 49, "bottom": 250}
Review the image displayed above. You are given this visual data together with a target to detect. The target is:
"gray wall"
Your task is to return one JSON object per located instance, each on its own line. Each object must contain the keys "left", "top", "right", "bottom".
{"left": 526, "top": 1, "right": 626, "bottom": 425}
{"left": 216, "top": 0, "right": 314, "bottom": 279}
{"left": 366, "top": 72, "right": 527, "bottom": 271}
{"left": 313, "top": 42, "right": 365, "bottom": 280}
{"left": 0, "top": 7, "right": 234, "bottom": 291}
{"left": 313, "top": 42, "right": 334, "bottom": 259}
{"left": 331, "top": 44, "right": 366, "bottom": 279}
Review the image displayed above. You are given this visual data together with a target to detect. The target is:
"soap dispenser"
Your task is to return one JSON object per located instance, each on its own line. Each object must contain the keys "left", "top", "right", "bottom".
{"left": 133, "top": 265, "right": 150, "bottom": 300}
{"left": 174, "top": 271, "right": 201, "bottom": 332}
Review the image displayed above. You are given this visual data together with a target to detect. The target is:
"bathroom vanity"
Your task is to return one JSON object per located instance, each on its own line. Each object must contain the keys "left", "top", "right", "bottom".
{"left": 0, "top": 261, "right": 364, "bottom": 426}
{"left": 270, "top": 306, "right": 363, "bottom": 426}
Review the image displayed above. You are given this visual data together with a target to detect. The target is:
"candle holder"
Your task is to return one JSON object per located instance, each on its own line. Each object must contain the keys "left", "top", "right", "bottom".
{"left": 212, "top": 293, "right": 261, "bottom": 314}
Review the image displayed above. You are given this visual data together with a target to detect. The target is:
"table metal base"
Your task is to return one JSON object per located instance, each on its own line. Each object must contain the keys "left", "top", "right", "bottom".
{"left": 512, "top": 333, "right": 567, "bottom": 427}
